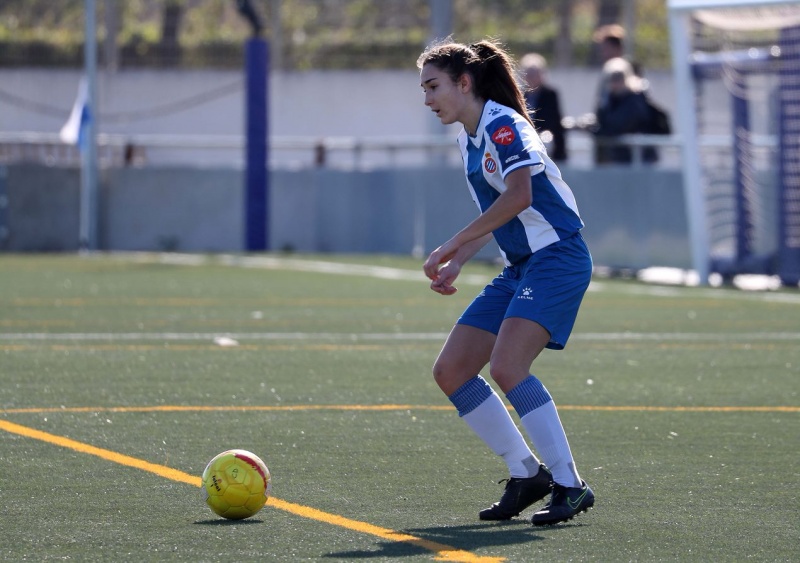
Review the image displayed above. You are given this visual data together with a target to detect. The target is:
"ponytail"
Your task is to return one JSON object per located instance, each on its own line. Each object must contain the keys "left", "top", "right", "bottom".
{"left": 417, "top": 38, "right": 532, "bottom": 126}
{"left": 468, "top": 41, "right": 531, "bottom": 125}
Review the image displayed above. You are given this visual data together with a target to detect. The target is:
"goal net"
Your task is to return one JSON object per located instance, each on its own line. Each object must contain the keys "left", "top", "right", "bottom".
{"left": 669, "top": 0, "right": 800, "bottom": 286}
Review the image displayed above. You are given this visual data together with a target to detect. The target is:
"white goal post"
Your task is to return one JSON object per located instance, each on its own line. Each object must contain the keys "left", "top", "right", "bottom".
{"left": 667, "top": 0, "right": 800, "bottom": 286}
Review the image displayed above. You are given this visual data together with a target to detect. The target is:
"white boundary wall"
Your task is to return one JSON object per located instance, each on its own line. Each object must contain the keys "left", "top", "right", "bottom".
{"left": 0, "top": 68, "right": 676, "bottom": 143}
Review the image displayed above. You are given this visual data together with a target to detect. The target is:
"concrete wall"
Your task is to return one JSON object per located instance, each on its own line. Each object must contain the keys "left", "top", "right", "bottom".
{"left": 101, "top": 167, "right": 243, "bottom": 251}
{"left": 0, "top": 68, "right": 677, "bottom": 149}
{"left": 0, "top": 164, "right": 690, "bottom": 269}
{"left": 2, "top": 165, "right": 81, "bottom": 251}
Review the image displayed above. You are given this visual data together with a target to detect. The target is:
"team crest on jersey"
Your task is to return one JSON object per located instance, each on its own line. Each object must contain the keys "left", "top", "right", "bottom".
{"left": 491, "top": 126, "right": 515, "bottom": 146}
{"left": 484, "top": 153, "right": 497, "bottom": 173}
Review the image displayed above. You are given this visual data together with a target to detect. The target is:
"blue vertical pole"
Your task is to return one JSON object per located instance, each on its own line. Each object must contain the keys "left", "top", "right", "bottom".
{"left": 244, "top": 37, "right": 268, "bottom": 251}
{"left": 731, "top": 73, "right": 752, "bottom": 270}
{"left": 778, "top": 26, "right": 800, "bottom": 286}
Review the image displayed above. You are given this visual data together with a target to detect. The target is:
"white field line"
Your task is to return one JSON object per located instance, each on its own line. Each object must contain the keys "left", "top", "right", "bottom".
{"left": 2, "top": 331, "right": 800, "bottom": 342}
{"left": 119, "top": 252, "right": 495, "bottom": 285}
{"left": 107, "top": 252, "right": 800, "bottom": 303}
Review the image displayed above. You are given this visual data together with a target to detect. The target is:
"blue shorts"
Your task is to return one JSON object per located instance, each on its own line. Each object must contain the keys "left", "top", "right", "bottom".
{"left": 457, "top": 233, "right": 592, "bottom": 350}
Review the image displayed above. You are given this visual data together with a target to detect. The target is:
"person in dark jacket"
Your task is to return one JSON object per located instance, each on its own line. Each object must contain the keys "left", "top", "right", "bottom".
{"left": 520, "top": 53, "right": 567, "bottom": 162}
{"left": 593, "top": 57, "right": 654, "bottom": 164}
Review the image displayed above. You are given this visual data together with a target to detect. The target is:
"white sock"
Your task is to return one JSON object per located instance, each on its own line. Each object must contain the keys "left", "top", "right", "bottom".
{"left": 519, "top": 401, "right": 581, "bottom": 488}
{"left": 462, "top": 392, "right": 541, "bottom": 478}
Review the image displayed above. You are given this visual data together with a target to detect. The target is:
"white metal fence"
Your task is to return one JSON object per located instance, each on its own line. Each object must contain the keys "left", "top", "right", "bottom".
{"left": 0, "top": 131, "right": 694, "bottom": 170}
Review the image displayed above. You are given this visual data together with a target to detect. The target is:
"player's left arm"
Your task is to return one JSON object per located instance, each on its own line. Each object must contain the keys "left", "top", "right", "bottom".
{"left": 423, "top": 166, "right": 533, "bottom": 282}
{"left": 454, "top": 166, "right": 533, "bottom": 240}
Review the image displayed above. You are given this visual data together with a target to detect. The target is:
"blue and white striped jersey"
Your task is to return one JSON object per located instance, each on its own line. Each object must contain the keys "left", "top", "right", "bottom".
{"left": 456, "top": 100, "right": 584, "bottom": 266}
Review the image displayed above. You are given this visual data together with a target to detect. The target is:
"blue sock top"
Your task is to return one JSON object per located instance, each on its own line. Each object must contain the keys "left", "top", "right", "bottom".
{"left": 506, "top": 375, "right": 552, "bottom": 417}
{"left": 448, "top": 375, "right": 494, "bottom": 417}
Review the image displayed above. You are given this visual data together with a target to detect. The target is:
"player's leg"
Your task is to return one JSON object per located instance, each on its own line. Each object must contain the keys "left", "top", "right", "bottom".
{"left": 436, "top": 270, "right": 554, "bottom": 520}
{"left": 492, "top": 234, "right": 595, "bottom": 525}
{"left": 432, "top": 323, "right": 493, "bottom": 396}
{"left": 491, "top": 316, "right": 594, "bottom": 525}
{"left": 435, "top": 323, "right": 541, "bottom": 479}
{"left": 491, "top": 316, "right": 582, "bottom": 488}
{"left": 435, "top": 323, "right": 552, "bottom": 520}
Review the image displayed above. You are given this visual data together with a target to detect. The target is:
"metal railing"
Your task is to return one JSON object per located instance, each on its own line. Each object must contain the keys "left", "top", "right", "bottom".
{"left": 0, "top": 130, "right": 778, "bottom": 170}
{"left": 0, "top": 131, "right": 462, "bottom": 169}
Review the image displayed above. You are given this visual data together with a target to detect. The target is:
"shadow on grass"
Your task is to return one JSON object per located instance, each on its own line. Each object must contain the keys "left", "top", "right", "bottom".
{"left": 193, "top": 518, "right": 265, "bottom": 526}
{"left": 323, "top": 520, "right": 546, "bottom": 560}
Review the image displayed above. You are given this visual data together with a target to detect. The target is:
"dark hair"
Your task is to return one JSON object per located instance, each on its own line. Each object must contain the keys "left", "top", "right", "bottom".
{"left": 592, "top": 24, "right": 625, "bottom": 47}
{"left": 417, "top": 38, "right": 532, "bottom": 126}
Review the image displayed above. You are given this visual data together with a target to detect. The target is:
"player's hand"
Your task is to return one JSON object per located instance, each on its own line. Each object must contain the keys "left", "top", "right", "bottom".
{"left": 430, "top": 276, "right": 458, "bottom": 295}
{"left": 428, "top": 259, "right": 461, "bottom": 296}
{"left": 423, "top": 240, "right": 458, "bottom": 281}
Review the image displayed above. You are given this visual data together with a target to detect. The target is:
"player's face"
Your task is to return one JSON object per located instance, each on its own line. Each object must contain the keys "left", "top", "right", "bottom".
{"left": 420, "top": 64, "right": 470, "bottom": 126}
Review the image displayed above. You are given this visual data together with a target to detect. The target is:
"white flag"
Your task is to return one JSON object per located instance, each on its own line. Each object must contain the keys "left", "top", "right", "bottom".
{"left": 59, "top": 76, "right": 91, "bottom": 147}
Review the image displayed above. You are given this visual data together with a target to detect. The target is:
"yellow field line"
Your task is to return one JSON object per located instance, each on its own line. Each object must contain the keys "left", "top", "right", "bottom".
{"left": 1, "top": 404, "right": 797, "bottom": 415}
{"left": 0, "top": 419, "right": 502, "bottom": 563}
{"left": 561, "top": 405, "right": 800, "bottom": 413}
{"left": 0, "top": 419, "right": 200, "bottom": 486}
{"left": 267, "top": 498, "right": 503, "bottom": 562}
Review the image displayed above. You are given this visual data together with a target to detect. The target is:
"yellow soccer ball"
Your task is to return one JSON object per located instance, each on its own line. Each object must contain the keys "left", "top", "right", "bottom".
{"left": 201, "top": 449, "right": 272, "bottom": 520}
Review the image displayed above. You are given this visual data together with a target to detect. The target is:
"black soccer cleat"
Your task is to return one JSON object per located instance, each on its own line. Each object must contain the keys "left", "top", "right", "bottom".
{"left": 531, "top": 480, "right": 594, "bottom": 526}
{"left": 479, "top": 465, "right": 553, "bottom": 521}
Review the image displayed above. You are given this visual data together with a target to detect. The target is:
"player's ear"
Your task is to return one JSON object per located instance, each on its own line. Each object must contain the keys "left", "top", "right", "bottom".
{"left": 458, "top": 73, "right": 472, "bottom": 94}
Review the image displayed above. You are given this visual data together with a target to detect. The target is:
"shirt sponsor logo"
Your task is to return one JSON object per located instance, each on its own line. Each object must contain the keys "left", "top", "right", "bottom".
{"left": 491, "top": 126, "right": 515, "bottom": 146}
{"left": 484, "top": 155, "right": 497, "bottom": 173}
{"left": 505, "top": 154, "right": 520, "bottom": 164}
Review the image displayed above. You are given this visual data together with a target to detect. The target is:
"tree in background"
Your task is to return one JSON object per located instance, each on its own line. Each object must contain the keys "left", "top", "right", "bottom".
{"left": 0, "top": 0, "right": 668, "bottom": 70}
{"left": 160, "top": 0, "right": 184, "bottom": 67}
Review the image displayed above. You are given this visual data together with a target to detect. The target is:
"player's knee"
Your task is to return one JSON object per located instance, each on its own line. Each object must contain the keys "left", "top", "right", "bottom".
{"left": 432, "top": 355, "right": 469, "bottom": 393}
{"left": 432, "top": 357, "right": 452, "bottom": 387}
{"left": 488, "top": 360, "right": 520, "bottom": 391}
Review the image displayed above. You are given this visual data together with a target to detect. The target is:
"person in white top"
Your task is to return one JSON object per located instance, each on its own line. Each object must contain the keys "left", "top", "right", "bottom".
{"left": 417, "top": 38, "right": 595, "bottom": 526}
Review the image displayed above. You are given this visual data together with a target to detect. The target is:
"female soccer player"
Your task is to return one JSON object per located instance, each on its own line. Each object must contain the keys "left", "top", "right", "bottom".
{"left": 417, "top": 39, "right": 594, "bottom": 526}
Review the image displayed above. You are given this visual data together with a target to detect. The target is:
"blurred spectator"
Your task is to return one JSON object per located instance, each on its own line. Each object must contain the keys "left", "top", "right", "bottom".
{"left": 593, "top": 24, "right": 627, "bottom": 65}
{"left": 520, "top": 53, "right": 567, "bottom": 162}
{"left": 592, "top": 24, "right": 642, "bottom": 108}
{"left": 588, "top": 25, "right": 669, "bottom": 164}
{"left": 592, "top": 57, "right": 655, "bottom": 164}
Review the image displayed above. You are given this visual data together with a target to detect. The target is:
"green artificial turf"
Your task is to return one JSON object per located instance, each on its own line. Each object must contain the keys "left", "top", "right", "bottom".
{"left": 1, "top": 253, "right": 798, "bottom": 561}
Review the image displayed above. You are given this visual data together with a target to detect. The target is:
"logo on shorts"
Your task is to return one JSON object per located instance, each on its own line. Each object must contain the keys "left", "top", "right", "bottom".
{"left": 491, "top": 126, "right": 515, "bottom": 146}
{"left": 517, "top": 287, "right": 534, "bottom": 301}
{"left": 484, "top": 154, "right": 497, "bottom": 173}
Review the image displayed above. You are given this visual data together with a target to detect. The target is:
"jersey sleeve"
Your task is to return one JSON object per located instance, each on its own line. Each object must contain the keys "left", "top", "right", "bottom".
{"left": 487, "top": 114, "right": 544, "bottom": 177}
